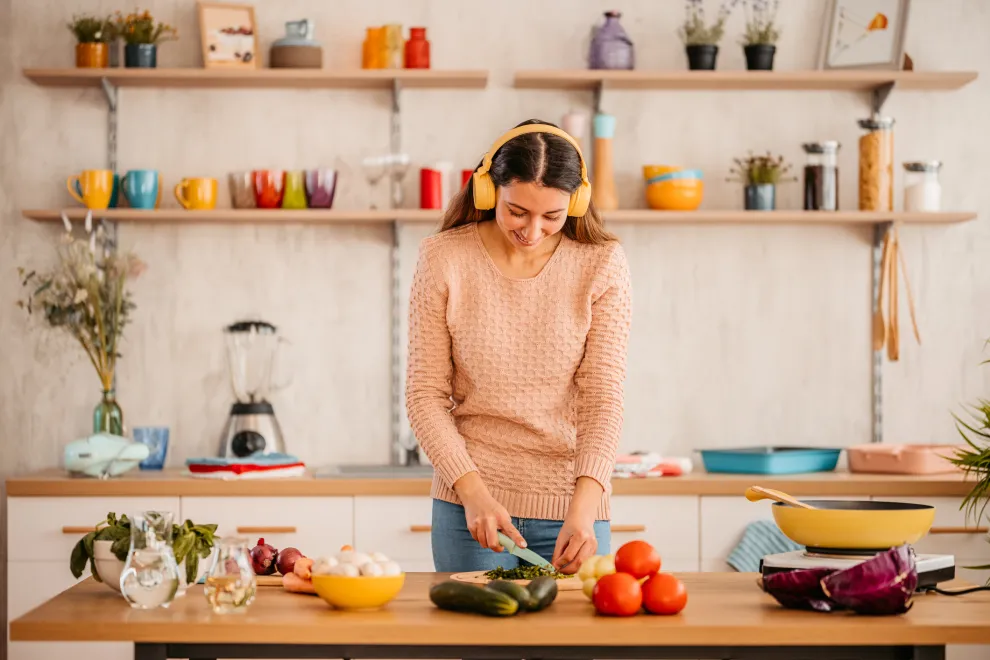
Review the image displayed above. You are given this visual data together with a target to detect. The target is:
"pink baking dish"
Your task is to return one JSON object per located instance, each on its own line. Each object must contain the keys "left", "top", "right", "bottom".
{"left": 847, "top": 444, "right": 965, "bottom": 475}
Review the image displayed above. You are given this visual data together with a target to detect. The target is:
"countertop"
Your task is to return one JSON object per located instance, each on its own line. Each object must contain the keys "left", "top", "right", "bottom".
{"left": 5, "top": 468, "right": 977, "bottom": 497}
{"left": 10, "top": 573, "right": 990, "bottom": 646}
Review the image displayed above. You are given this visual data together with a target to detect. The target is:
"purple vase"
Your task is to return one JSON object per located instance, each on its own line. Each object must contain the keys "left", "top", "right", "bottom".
{"left": 304, "top": 169, "right": 337, "bottom": 208}
{"left": 589, "top": 10, "right": 634, "bottom": 70}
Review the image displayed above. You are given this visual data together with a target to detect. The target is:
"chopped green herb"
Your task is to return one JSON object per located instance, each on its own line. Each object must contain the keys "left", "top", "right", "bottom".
{"left": 484, "top": 565, "right": 565, "bottom": 580}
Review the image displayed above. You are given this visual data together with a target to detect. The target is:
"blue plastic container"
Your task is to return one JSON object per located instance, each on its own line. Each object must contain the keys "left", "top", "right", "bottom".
{"left": 699, "top": 446, "right": 841, "bottom": 475}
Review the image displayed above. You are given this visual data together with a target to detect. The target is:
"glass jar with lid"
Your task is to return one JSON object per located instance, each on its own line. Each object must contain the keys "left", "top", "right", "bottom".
{"left": 903, "top": 161, "right": 942, "bottom": 212}
{"left": 802, "top": 141, "right": 840, "bottom": 211}
{"left": 857, "top": 116, "right": 895, "bottom": 211}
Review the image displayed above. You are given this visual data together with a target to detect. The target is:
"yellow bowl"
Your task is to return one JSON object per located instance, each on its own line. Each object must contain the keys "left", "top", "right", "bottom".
{"left": 645, "top": 179, "right": 704, "bottom": 211}
{"left": 311, "top": 574, "right": 406, "bottom": 610}
{"left": 642, "top": 165, "right": 683, "bottom": 181}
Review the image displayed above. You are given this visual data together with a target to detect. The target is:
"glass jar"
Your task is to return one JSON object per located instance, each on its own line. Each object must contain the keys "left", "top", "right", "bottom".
{"left": 384, "top": 24, "right": 403, "bottom": 68}
{"left": 802, "top": 141, "right": 840, "bottom": 211}
{"left": 903, "top": 161, "right": 942, "bottom": 212}
{"left": 204, "top": 536, "right": 257, "bottom": 614}
{"left": 93, "top": 388, "right": 124, "bottom": 435}
{"left": 857, "top": 116, "right": 895, "bottom": 211}
{"left": 362, "top": 27, "right": 386, "bottom": 69}
{"left": 120, "top": 511, "right": 180, "bottom": 609}
{"left": 404, "top": 27, "right": 430, "bottom": 69}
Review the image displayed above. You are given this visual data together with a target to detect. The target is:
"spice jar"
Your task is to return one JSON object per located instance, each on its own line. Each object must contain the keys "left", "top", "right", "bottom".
{"left": 802, "top": 141, "right": 840, "bottom": 211}
{"left": 404, "top": 27, "right": 430, "bottom": 69}
{"left": 903, "top": 161, "right": 942, "bottom": 212}
{"left": 857, "top": 116, "right": 895, "bottom": 211}
{"left": 362, "top": 27, "right": 386, "bottom": 69}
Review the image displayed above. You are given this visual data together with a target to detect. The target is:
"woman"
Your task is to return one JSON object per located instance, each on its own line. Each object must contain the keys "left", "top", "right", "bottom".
{"left": 406, "top": 119, "right": 632, "bottom": 574}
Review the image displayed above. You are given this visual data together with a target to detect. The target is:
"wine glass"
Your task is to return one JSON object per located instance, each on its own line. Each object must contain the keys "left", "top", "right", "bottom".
{"left": 362, "top": 155, "right": 389, "bottom": 209}
{"left": 387, "top": 153, "right": 411, "bottom": 209}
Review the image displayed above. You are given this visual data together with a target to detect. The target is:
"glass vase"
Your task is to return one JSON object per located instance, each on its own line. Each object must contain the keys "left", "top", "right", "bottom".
{"left": 204, "top": 536, "right": 257, "bottom": 614}
{"left": 588, "top": 10, "right": 634, "bottom": 70}
{"left": 93, "top": 389, "right": 124, "bottom": 436}
{"left": 120, "top": 511, "right": 180, "bottom": 609}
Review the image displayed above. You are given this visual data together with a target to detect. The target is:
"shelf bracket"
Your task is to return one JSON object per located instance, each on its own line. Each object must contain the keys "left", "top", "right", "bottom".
{"left": 592, "top": 80, "right": 604, "bottom": 115}
{"left": 871, "top": 82, "right": 895, "bottom": 115}
{"left": 871, "top": 221, "right": 892, "bottom": 443}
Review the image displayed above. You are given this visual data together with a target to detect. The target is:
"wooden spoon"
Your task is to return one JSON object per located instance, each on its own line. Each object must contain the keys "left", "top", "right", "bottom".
{"left": 744, "top": 486, "right": 817, "bottom": 509}
{"left": 872, "top": 229, "right": 892, "bottom": 351}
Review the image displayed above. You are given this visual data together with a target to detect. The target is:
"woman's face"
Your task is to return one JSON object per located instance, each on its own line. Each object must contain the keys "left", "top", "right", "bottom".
{"left": 494, "top": 181, "right": 570, "bottom": 251}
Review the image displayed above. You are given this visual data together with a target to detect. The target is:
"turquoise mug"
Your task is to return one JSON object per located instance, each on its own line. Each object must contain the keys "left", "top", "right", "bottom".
{"left": 122, "top": 169, "right": 160, "bottom": 209}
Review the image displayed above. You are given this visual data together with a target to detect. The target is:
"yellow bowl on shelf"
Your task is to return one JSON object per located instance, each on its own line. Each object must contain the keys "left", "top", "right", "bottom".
{"left": 311, "top": 573, "right": 405, "bottom": 610}
{"left": 645, "top": 176, "right": 704, "bottom": 211}
{"left": 642, "top": 165, "right": 684, "bottom": 181}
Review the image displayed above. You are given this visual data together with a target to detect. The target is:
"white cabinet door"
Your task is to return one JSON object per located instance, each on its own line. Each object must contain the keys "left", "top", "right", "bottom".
{"left": 354, "top": 496, "right": 433, "bottom": 565}
{"left": 609, "top": 496, "right": 699, "bottom": 568}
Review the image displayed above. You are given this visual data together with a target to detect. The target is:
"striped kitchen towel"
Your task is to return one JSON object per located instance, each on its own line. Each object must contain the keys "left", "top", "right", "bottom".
{"left": 726, "top": 519, "right": 803, "bottom": 572}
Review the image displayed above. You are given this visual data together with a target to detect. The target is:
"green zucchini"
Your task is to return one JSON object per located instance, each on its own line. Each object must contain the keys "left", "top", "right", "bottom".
{"left": 485, "top": 580, "right": 538, "bottom": 611}
{"left": 429, "top": 581, "right": 519, "bottom": 617}
{"left": 526, "top": 575, "right": 559, "bottom": 611}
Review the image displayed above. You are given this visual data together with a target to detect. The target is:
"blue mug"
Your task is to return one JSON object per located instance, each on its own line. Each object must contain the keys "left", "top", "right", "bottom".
{"left": 123, "top": 169, "right": 160, "bottom": 209}
{"left": 133, "top": 426, "right": 169, "bottom": 470}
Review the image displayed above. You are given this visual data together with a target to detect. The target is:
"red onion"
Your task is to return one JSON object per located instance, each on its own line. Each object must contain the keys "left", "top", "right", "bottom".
{"left": 763, "top": 567, "right": 837, "bottom": 612}
{"left": 276, "top": 547, "right": 304, "bottom": 575}
{"left": 821, "top": 544, "right": 918, "bottom": 615}
{"left": 250, "top": 537, "right": 278, "bottom": 575}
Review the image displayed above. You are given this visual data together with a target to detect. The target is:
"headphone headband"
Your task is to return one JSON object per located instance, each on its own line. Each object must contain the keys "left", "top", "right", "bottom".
{"left": 476, "top": 124, "right": 588, "bottom": 179}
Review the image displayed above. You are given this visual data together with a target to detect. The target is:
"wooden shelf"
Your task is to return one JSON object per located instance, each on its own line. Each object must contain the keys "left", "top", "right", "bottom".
{"left": 22, "top": 68, "right": 489, "bottom": 90}
{"left": 23, "top": 208, "right": 977, "bottom": 226}
{"left": 513, "top": 69, "right": 978, "bottom": 91}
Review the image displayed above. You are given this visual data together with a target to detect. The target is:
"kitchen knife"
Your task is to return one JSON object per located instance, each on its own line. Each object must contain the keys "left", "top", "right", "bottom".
{"left": 497, "top": 531, "right": 554, "bottom": 569}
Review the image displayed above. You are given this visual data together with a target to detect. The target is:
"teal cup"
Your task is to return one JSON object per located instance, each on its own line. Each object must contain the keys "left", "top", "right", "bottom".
{"left": 122, "top": 169, "right": 160, "bottom": 209}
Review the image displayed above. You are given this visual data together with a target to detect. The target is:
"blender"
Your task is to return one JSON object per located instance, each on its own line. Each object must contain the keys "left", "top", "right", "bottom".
{"left": 218, "top": 320, "right": 287, "bottom": 458}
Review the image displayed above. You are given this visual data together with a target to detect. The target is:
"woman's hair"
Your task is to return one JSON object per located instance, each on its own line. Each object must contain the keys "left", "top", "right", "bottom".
{"left": 439, "top": 119, "right": 616, "bottom": 244}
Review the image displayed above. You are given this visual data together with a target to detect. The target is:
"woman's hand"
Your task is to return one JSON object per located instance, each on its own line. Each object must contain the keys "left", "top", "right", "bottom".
{"left": 552, "top": 477, "right": 604, "bottom": 574}
{"left": 454, "top": 472, "right": 526, "bottom": 552}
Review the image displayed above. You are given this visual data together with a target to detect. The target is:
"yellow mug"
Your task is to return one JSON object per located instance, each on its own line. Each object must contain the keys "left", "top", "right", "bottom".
{"left": 67, "top": 170, "right": 114, "bottom": 210}
{"left": 174, "top": 177, "right": 218, "bottom": 210}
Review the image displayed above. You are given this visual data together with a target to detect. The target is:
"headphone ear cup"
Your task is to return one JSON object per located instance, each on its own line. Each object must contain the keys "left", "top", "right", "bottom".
{"left": 568, "top": 181, "right": 592, "bottom": 217}
{"left": 473, "top": 171, "right": 496, "bottom": 210}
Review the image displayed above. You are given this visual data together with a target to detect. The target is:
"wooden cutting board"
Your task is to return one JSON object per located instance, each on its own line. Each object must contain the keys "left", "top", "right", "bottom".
{"left": 450, "top": 571, "right": 582, "bottom": 591}
{"left": 256, "top": 575, "right": 284, "bottom": 587}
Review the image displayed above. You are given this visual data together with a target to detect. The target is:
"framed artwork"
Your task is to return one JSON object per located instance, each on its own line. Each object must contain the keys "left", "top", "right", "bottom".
{"left": 198, "top": 2, "right": 258, "bottom": 69}
{"left": 817, "top": 0, "right": 911, "bottom": 70}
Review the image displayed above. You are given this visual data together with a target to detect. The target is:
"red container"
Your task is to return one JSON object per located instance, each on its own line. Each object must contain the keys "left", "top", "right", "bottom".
{"left": 404, "top": 27, "right": 430, "bottom": 69}
{"left": 253, "top": 170, "right": 285, "bottom": 208}
{"left": 461, "top": 169, "right": 473, "bottom": 189}
{"left": 420, "top": 168, "right": 442, "bottom": 209}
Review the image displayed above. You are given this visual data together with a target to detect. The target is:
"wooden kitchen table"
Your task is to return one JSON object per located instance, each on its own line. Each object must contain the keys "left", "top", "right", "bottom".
{"left": 10, "top": 573, "right": 990, "bottom": 660}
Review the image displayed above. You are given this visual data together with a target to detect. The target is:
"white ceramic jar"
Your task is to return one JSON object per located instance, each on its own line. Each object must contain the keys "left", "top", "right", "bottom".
{"left": 903, "top": 161, "right": 943, "bottom": 212}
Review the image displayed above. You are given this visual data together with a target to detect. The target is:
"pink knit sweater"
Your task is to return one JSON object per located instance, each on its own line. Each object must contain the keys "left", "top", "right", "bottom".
{"left": 405, "top": 222, "right": 632, "bottom": 521}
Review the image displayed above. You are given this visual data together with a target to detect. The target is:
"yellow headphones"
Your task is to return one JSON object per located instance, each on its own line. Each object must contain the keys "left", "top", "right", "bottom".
{"left": 472, "top": 124, "right": 592, "bottom": 217}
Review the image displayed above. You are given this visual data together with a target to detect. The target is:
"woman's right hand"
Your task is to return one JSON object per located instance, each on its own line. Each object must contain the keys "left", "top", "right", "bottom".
{"left": 454, "top": 472, "right": 526, "bottom": 552}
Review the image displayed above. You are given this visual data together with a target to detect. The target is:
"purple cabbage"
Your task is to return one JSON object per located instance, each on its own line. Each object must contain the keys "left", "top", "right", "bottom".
{"left": 763, "top": 567, "right": 837, "bottom": 612}
{"left": 821, "top": 545, "right": 918, "bottom": 615}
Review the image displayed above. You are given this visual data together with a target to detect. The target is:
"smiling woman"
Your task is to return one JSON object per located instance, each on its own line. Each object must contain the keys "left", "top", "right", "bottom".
{"left": 405, "top": 119, "right": 633, "bottom": 576}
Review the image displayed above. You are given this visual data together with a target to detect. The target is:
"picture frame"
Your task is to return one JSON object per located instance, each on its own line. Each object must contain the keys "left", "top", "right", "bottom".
{"left": 197, "top": 2, "right": 259, "bottom": 69}
{"left": 817, "top": 0, "right": 911, "bottom": 71}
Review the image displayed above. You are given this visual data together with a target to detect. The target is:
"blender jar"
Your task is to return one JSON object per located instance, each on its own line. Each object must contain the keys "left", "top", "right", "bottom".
{"left": 802, "top": 141, "right": 840, "bottom": 211}
{"left": 903, "top": 161, "right": 942, "bottom": 212}
{"left": 224, "top": 320, "right": 280, "bottom": 403}
{"left": 857, "top": 116, "right": 895, "bottom": 211}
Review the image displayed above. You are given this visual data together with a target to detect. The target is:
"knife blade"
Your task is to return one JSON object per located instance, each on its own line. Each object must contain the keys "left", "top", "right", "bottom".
{"left": 497, "top": 531, "right": 554, "bottom": 569}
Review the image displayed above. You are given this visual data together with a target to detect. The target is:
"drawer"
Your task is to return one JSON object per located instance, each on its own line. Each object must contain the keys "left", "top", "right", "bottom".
{"left": 354, "top": 496, "right": 433, "bottom": 561}
{"left": 609, "top": 496, "right": 699, "bottom": 559}
{"left": 8, "top": 497, "right": 181, "bottom": 562}
{"left": 883, "top": 497, "right": 990, "bottom": 559}
{"left": 181, "top": 496, "right": 353, "bottom": 560}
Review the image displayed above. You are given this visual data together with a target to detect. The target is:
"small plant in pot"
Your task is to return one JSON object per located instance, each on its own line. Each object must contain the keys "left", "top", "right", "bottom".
{"left": 742, "top": 0, "right": 780, "bottom": 70}
{"left": 678, "top": 0, "right": 738, "bottom": 70}
{"left": 70, "top": 512, "right": 217, "bottom": 593}
{"left": 115, "top": 9, "right": 177, "bottom": 68}
{"left": 727, "top": 152, "right": 795, "bottom": 211}
{"left": 68, "top": 14, "right": 112, "bottom": 68}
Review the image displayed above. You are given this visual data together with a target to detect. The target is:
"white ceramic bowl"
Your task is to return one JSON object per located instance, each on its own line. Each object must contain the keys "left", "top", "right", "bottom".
{"left": 93, "top": 540, "right": 125, "bottom": 592}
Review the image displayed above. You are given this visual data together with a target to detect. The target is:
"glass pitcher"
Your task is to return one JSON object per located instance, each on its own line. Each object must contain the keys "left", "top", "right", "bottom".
{"left": 204, "top": 536, "right": 257, "bottom": 614}
{"left": 120, "top": 511, "right": 180, "bottom": 609}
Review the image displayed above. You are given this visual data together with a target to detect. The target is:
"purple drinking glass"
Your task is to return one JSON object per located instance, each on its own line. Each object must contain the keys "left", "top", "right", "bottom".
{"left": 305, "top": 169, "right": 337, "bottom": 208}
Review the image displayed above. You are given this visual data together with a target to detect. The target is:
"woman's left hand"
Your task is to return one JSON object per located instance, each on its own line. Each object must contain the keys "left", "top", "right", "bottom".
{"left": 551, "top": 513, "right": 598, "bottom": 574}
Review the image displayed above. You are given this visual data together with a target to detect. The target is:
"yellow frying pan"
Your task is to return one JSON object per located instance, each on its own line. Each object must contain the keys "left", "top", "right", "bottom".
{"left": 747, "top": 486, "right": 935, "bottom": 550}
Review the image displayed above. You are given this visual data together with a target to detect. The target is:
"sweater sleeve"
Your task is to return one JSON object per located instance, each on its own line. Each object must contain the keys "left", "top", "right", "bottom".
{"left": 573, "top": 244, "right": 632, "bottom": 488}
{"left": 405, "top": 242, "right": 478, "bottom": 487}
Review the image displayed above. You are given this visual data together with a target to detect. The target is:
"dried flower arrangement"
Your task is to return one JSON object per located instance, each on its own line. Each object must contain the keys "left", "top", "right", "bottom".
{"left": 679, "top": 0, "right": 741, "bottom": 46}
{"left": 742, "top": 0, "right": 781, "bottom": 45}
{"left": 113, "top": 9, "right": 178, "bottom": 45}
{"left": 727, "top": 152, "right": 797, "bottom": 186}
{"left": 67, "top": 14, "right": 112, "bottom": 44}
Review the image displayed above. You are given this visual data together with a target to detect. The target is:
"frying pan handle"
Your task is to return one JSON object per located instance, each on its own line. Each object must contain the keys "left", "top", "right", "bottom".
{"left": 929, "top": 526, "right": 989, "bottom": 535}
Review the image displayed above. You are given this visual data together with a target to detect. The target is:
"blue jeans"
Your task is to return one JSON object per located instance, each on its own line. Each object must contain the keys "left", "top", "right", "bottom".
{"left": 431, "top": 499, "right": 611, "bottom": 572}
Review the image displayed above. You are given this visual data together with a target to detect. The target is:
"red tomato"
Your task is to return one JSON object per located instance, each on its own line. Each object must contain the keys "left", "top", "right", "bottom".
{"left": 614, "top": 540, "right": 661, "bottom": 579}
{"left": 592, "top": 572, "right": 643, "bottom": 616}
{"left": 641, "top": 573, "right": 687, "bottom": 615}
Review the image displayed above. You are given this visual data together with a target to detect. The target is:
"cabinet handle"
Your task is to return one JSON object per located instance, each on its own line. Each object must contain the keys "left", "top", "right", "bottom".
{"left": 409, "top": 525, "right": 432, "bottom": 533}
{"left": 62, "top": 526, "right": 98, "bottom": 534}
{"left": 929, "top": 526, "right": 989, "bottom": 535}
{"left": 612, "top": 524, "right": 647, "bottom": 533}
{"left": 236, "top": 526, "right": 297, "bottom": 534}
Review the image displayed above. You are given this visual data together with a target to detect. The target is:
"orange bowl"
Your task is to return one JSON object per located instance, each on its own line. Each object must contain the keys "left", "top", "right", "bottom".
{"left": 646, "top": 179, "right": 704, "bottom": 211}
{"left": 642, "top": 165, "right": 684, "bottom": 181}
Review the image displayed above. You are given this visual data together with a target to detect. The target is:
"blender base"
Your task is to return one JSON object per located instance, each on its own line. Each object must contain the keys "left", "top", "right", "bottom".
{"left": 218, "top": 401, "right": 286, "bottom": 458}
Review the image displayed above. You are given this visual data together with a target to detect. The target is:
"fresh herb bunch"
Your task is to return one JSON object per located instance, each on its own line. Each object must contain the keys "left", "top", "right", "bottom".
{"left": 727, "top": 151, "right": 796, "bottom": 186}
{"left": 67, "top": 14, "right": 111, "bottom": 43}
{"left": 742, "top": 0, "right": 781, "bottom": 45}
{"left": 113, "top": 9, "right": 178, "bottom": 45}
{"left": 484, "top": 565, "right": 565, "bottom": 581}
{"left": 679, "top": 0, "right": 741, "bottom": 46}
{"left": 69, "top": 512, "right": 218, "bottom": 584}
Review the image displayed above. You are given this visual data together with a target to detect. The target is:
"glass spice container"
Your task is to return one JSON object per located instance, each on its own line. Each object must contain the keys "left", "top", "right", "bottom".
{"left": 903, "top": 161, "right": 942, "bottom": 212}
{"left": 362, "top": 27, "right": 386, "bottom": 69}
{"left": 802, "top": 141, "right": 840, "bottom": 211}
{"left": 857, "top": 116, "right": 895, "bottom": 211}
{"left": 384, "top": 24, "right": 404, "bottom": 68}
{"left": 404, "top": 27, "right": 430, "bottom": 69}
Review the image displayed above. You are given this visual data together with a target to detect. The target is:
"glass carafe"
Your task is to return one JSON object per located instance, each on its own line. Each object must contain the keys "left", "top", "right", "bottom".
{"left": 120, "top": 511, "right": 180, "bottom": 609}
{"left": 204, "top": 536, "right": 257, "bottom": 614}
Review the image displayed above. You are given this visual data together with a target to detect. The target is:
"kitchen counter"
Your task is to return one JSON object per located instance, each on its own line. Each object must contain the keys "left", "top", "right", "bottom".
{"left": 6, "top": 468, "right": 977, "bottom": 497}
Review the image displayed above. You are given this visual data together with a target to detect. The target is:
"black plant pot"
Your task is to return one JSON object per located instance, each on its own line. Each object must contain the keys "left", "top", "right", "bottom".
{"left": 744, "top": 184, "right": 776, "bottom": 210}
{"left": 744, "top": 44, "right": 776, "bottom": 71}
{"left": 685, "top": 44, "right": 718, "bottom": 71}
{"left": 125, "top": 43, "right": 157, "bottom": 68}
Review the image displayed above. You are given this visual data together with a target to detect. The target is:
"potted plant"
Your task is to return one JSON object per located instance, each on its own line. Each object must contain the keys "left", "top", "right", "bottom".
{"left": 17, "top": 212, "right": 145, "bottom": 436}
{"left": 678, "top": 0, "right": 737, "bottom": 70}
{"left": 70, "top": 513, "right": 218, "bottom": 593}
{"left": 68, "top": 14, "right": 111, "bottom": 68}
{"left": 727, "top": 152, "right": 795, "bottom": 210}
{"left": 116, "top": 9, "right": 177, "bottom": 68}
{"left": 742, "top": 0, "right": 780, "bottom": 70}
{"left": 950, "top": 360, "right": 990, "bottom": 582}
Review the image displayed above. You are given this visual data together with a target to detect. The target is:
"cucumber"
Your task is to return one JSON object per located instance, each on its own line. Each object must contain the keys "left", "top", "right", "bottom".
{"left": 526, "top": 576, "right": 559, "bottom": 611}
{"left": 429, "top": 581, "right": 519, "bottom": 617}
{"left": 485, "top": 580, "right": 538, "bottom": 611}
